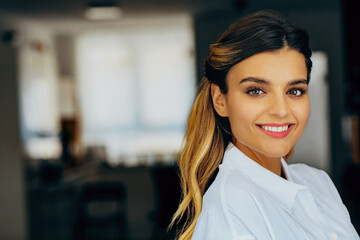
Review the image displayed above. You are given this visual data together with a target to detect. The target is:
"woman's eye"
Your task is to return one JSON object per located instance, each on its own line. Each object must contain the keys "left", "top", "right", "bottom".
{"left": 288, "top": 88, "right": 306, "bottom": 96}
{"left": 247, "top": 88, "right": 264, "bottom": 96}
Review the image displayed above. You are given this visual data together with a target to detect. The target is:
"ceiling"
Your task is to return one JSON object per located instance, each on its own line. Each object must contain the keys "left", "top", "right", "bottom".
{"left": 0, "top": 0, "right": 339, "bottom": 22}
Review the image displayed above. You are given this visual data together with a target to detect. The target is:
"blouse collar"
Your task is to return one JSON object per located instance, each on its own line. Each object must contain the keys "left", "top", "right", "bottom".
{"left": 221, "top": 143, "right": 306, "bottom": 213}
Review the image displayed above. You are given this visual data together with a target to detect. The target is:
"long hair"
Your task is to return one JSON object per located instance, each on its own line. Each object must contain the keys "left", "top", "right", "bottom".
{"left": 170, "top": 10, "right": 312, "bottom": 239}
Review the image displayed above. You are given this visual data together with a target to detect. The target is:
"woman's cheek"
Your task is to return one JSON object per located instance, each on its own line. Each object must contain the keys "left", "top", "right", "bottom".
{"left": 294, "top": 99, "right": 310, "bottom": 126}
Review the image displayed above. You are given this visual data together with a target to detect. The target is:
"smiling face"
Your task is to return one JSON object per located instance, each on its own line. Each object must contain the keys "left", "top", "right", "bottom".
{"left": 212, "top": 47, "right": 310, "bottom": 161}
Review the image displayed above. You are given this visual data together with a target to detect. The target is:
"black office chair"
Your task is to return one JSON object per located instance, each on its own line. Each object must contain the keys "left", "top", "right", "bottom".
{"left": 74, "top": 182, "right": 129, "bottom": 240}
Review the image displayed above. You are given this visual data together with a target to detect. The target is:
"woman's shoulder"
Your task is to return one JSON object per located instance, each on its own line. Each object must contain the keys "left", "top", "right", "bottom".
{"left": 287, "top": 162, "right": 330, "bottom": 185}
{"left": 203, "top": 167, "right": 261, "bottom": 207}
{"left": 287, "top": 162, "right": 359, "bottom": 238}
{"left": 197, "top": 168, "right": 271, "bottom": 239}
{"left": 287, "top": 162, "right": 342, "bottom": 202}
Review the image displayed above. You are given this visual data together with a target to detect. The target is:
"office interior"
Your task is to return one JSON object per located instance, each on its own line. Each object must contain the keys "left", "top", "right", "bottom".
{"left": 0, "top": 0, "right": 359, "bottom": 239}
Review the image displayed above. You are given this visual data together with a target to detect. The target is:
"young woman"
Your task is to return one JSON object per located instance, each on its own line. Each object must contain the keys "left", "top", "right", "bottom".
{"left": 171, "top": 10, "right": 359, "bottom": 240}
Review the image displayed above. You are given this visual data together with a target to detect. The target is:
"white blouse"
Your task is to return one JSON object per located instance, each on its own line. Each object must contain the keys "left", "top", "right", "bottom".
{"left": 192, "top": 143, "right": 359, "bottom": 240}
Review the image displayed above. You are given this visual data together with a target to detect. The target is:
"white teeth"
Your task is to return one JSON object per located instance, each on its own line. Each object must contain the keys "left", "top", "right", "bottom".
{"left": 261, "top": 125, "right": 289, "bottom": 132}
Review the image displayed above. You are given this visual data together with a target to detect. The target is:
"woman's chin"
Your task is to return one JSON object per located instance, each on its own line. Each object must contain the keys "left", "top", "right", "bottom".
{"left": 235, "top": 140, "right": 293, "bottom": 159}
{"left": 256, "top": 146, "right": 293, "bottom": 159}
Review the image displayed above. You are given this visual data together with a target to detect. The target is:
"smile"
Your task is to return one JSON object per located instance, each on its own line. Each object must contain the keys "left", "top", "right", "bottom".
{"left": 261, "top": 125, "right": 288, "bottom": 132}
{"left": 256, "top": 123, "right": 295, "bottom": 138}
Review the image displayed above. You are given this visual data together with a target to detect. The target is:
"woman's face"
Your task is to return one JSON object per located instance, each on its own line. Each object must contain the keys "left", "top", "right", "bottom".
{"left": 212, "top": 47, "right": 310, "bottom": 159}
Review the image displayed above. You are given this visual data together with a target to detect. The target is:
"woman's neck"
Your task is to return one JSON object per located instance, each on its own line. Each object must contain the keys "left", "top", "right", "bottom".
{"left": 234, "top": 141, "right": 283, "bottom": 177}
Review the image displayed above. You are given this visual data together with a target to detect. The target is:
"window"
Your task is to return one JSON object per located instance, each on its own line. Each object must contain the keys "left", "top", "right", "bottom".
{"left": 76, "top": 15, "right": 196, "bottom": 166}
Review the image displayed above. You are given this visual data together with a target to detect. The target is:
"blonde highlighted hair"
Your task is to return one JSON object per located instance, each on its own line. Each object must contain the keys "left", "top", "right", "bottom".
{"left": 170, "top": 10, "right": 312, "bottom": 239}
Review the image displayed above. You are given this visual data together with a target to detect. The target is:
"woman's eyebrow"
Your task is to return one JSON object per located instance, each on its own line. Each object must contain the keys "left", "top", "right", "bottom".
{"left": 239, "top": 77, "right": 308, "bottom": 85}
{"left": 288, "top": 79, "right": 308, "bottom": 86}
{"left": 239, "top": 77, "right": 269, "bottom": 85}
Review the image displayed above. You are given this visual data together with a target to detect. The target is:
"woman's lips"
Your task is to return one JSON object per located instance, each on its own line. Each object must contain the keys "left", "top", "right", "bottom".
{"left": 256, "top": 123, "right": 295, "bottom": 138}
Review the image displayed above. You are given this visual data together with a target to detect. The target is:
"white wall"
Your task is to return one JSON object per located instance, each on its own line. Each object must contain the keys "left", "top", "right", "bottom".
{"left": 0, "top": 41, "right": 27, "bottom": 240}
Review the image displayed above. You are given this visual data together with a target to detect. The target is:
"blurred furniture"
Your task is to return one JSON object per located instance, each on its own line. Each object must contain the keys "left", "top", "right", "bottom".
{"left": 60, "top": 118, "right": 80, "bottom": 167}
{"left": 149, "top": 166, "right": 181, "bottom": 240}
{"left": 75, "top": 182, "right": 129, "bottom": 240}
{"left": 28, "top": 186, "right": 78, "bottom": 240}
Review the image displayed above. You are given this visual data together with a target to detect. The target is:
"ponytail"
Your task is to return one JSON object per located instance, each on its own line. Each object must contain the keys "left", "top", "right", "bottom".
{"left": 170, "top": 78, "right": 230, "bottom": 239}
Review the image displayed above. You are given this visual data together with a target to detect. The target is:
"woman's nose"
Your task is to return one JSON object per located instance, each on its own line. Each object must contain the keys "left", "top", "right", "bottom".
{"left": 268, "top": 94, "right": 290, "bottom": 118}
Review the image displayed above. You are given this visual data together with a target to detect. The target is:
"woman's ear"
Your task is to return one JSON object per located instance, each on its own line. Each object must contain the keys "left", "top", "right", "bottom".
{"left": 211, "top": 83, "right": 228, "bottom": 117}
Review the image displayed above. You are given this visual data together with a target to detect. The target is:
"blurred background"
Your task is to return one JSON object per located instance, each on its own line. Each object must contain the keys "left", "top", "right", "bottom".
{"left": 0, "top": 0, "right": 359, "bottom": 239}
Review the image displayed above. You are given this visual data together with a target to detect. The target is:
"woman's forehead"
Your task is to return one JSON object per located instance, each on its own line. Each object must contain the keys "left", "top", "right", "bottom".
{"left": 227, "top": 48, "right": 308, "bottom": 84}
